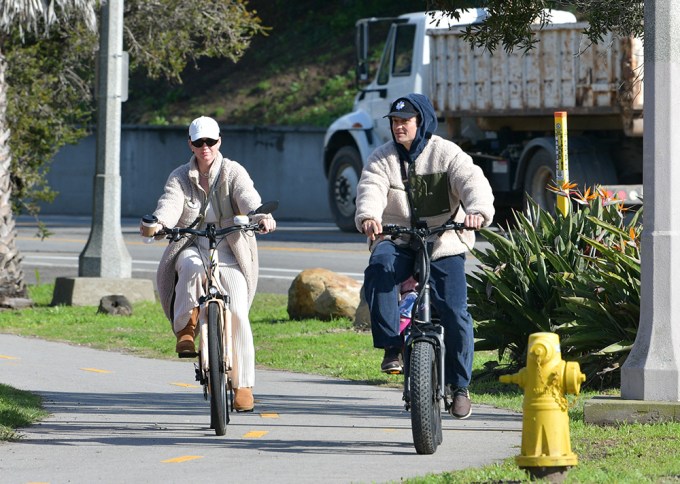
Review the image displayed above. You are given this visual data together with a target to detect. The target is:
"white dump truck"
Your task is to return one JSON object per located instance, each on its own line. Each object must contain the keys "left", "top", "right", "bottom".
{"left": 323, "top": 9, "right": 643, "bottom": 231}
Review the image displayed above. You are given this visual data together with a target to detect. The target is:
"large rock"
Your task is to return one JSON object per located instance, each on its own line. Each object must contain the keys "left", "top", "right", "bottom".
{"left": 354, "top": 284, "right": 371, "bottom": 331}
{"left": 288, "top": 268, "right": 361, "bottom": 321}
{"left": 97, "top": 295, "right": 133, "bottom": 316}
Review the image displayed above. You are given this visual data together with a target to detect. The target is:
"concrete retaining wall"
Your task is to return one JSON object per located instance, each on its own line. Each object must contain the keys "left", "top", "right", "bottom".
{"left": 42, "top": 125, "right": 331, "bottom": 221}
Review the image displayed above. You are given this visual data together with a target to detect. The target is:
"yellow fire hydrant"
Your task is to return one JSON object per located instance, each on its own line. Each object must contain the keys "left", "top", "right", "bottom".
{"left": 500, "top": 332, "right": 586, "bottom": 474}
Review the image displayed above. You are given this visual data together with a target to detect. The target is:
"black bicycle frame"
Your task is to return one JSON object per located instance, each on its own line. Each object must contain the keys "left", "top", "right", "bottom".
{"left": 381, "top": 221, "right": 468, "bottom": 411}
{"left": 401, "top": 232, "right": 448, "bottom": 410}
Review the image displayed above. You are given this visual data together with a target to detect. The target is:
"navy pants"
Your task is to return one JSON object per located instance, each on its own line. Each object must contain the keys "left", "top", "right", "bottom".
{"left": 364, "top": 241, "right": 474, "bottom": 388}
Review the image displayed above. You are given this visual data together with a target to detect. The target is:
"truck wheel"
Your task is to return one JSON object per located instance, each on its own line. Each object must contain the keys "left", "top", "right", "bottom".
{"left": 328, "top": 146, "right": 362, "bottom": 232}
{"left": 523, "top": 150, "right": 556, "bottom": 213}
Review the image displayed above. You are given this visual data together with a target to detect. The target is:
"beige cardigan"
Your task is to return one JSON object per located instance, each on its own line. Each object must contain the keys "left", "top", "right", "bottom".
{"left": 153, "top": 153, "right": 271, "bottom": 322}
{"left": 354, "top": 135, "right": 495, "bottom": 258}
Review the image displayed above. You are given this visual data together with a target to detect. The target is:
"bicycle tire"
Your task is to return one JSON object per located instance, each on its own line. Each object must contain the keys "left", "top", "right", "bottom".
{"left": 208, "top": 301, "right": 229, "bottom": 436}
{"left": 409, "top": 340, "right": 443, "bottom": 454}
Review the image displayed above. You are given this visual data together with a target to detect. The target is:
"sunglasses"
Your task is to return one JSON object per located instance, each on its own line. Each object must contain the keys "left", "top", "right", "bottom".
{"left": 191, "top": 138, "right": 219, "bottom": 148}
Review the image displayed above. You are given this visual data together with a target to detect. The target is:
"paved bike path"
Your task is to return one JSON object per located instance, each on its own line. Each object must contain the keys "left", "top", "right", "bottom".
{"left": 0, "top": 334, "right": 522, "bottom": 484}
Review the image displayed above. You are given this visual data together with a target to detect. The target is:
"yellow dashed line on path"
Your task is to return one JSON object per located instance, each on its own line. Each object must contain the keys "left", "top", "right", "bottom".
{"left": 80, "top": 368, "right": 113, "bottom": 373}
{"left": 260, "top": 413, "right": 279, "bottom": 418}
{"left": 243, "top": 430, "right": 268, "bottom": 438}
{"left": 170, "top": 382, "right": 200, "bottom": 388}
{"left": 0, "top": 355, "right": 18, "bottom": 360}
{"left": 162, "top": 455, "right": 204, "bottom": 463}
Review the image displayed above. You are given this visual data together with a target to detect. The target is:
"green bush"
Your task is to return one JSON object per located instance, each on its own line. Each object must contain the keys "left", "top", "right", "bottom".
{"left": 468, "top": 186, "right": 642, "bottom": 387}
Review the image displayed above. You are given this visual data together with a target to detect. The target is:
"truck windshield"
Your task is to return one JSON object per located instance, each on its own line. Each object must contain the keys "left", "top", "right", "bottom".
{"left": 377, "top": 23, "right": 416, "bottom": 85}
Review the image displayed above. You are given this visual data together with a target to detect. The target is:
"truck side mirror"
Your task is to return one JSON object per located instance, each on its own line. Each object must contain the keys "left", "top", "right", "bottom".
{"left": 355, "top": 20, "right": 370, "bottom": 88}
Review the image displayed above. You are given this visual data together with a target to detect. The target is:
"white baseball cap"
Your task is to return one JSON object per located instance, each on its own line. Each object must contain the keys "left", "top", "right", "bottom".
{"left": 188, "top": 116, "right": 220, "bottom": 141}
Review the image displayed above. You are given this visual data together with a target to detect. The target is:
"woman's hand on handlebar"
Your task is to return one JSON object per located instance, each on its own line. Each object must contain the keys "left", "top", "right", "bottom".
{"left": 361, "top": 218, "right": 383, "bottom": 241}
{"left": 139, "top": 221, "right": 162, "bottom": 238}
{"left": 463, "top": 213, "right": 485, "bottom": 230}
{"left": 258, "top": 217, "right": 276, "bottom": 234}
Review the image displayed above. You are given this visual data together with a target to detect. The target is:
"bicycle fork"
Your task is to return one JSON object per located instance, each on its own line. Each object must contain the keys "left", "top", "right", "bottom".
{"left": 194, "top": 297, "right": 234, "bottom": 392}
{"left": 402, "top": 323, "right": 448, "bottom": 411}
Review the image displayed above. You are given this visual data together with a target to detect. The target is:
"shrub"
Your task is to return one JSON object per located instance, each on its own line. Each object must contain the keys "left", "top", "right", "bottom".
{"left": 468, "top": 185, "right": 642, "bottom": 387}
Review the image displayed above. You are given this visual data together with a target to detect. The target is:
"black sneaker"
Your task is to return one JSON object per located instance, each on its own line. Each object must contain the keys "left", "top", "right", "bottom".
{"left": 380, "top": 347, "right": 403, "bottom": 374}
{"left": 449, "top": 387, "right": 472, "bottom": 419}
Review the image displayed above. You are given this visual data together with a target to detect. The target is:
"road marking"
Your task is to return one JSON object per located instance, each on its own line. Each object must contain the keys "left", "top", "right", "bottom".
{"left": 260, "top": 413, "right": 279, "bottom": 418}
{"left": 21, "top": 254, "right": 158, "bottom": 266}
{"left": 0, "top": 355, "right": 19, "bottom": 360}
{"left": 261, "top": 267, "right": 364, "bottom": 277}
{"left": 19, "top": 253, "right": 365, "bottom": 280}
{"left": 17, "top": 236, "right": 85, "bottom": 243}
{"left": 243, "top": 430, "right": 268, "bottom": 438}
{"left": 261, "top": 246, "right": 362, "bottom": 254}
{"left": 170, "top": 382, "right": 199, "bottom": 388}
{"left": 162, "top": 455, "right": 204, "bottom": 463}
{"left": 80, "top": 368, "right": 113, "bottom": 373}
{"left": 21, "top": 255, "right": 77, "bottom": 261}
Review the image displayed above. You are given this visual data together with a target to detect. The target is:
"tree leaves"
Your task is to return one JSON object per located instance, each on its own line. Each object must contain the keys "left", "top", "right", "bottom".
{"left": 123, "top": 0, "right": 267, "bottom": 81}
{"left": 3, "top": 0, "right": 266, "bottom": 220}
{"left": 426, "top": 0, "right": 643, "bottom": 52}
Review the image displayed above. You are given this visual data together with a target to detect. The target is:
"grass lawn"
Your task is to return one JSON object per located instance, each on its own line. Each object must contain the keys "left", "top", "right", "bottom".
{"left": 0, "top": 285, "right": 678, "bottom": 483}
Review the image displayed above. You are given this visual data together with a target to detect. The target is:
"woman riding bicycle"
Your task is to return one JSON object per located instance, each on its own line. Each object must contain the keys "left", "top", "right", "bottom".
{"left": 355, "top": 94, "right": 494, "bottom": 420}
{"left": 141, "top": 116, "right": 276, "bottom": 412}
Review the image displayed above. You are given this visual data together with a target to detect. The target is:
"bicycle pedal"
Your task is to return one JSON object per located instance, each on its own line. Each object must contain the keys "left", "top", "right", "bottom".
{"left": 177, "top": 351, "right": 198, "bottom": 359}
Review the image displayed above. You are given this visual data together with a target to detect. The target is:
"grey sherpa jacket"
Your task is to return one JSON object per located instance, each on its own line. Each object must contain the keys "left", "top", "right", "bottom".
{"left": 153, "top": 152, "right": 272, "bottom": 322}
{"left": 354, "top": 134, "right": 495, "bottom": 258}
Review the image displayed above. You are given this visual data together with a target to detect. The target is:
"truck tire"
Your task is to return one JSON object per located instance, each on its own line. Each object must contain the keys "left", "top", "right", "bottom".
{"left": 328, "top": 146, "right": 362, "bottom": 232}
{"left": 522, "top": 138, "right": 619, "bottom": 214}
{"left": 523, "top": 149, "right": 556, "bottom": 213}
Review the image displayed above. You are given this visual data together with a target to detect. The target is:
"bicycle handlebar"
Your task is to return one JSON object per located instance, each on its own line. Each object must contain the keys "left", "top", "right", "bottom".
{"left": 159, "top": 222, "right": 262, "bottom": 242}
{"left": 380, "top": 221, "right": 473, "bottom": 239}
{"left": 143, "top": 200, "right": 278, "bottom": 243}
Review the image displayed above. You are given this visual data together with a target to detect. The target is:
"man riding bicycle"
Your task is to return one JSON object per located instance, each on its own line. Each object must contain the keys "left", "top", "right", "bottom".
{"left": 355, "top": 93, "right": 494, "bottom": 419}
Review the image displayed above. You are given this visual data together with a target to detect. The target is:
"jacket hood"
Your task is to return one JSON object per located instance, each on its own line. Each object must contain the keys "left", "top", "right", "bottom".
{"left": 390, "top": 93, "right": 438, "bottom": 163}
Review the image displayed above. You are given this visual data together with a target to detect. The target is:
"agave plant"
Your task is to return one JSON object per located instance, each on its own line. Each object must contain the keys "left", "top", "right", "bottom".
{"left": 468, "top": 184, "right": 642, "bottom": 387}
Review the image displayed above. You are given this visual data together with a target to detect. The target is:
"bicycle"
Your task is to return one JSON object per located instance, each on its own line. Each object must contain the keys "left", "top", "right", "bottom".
{"left": 153, "top": 201, "right": 278, "bottom": 436}
{"left": 381, "top": 220, "right": 471, "bottom": 455}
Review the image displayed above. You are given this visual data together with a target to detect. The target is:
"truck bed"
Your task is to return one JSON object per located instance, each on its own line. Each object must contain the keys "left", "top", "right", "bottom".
{"left": 428, "top": 22, "right": 643, "bottom": 135}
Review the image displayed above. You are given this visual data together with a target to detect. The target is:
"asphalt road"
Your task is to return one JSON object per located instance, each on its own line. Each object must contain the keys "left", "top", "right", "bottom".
{"left": 16, "top": 216, "right": 371, "bottom": 295}
{"left": 0, "top": 334, "right": 522, "bottom": 484}
{"left": 15, "top": 215, "right": 490, "bottom": 295}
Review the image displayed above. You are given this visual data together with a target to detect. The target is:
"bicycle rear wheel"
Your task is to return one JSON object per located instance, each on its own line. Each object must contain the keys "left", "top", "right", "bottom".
{"left": 409, "top": 340, "right": 443, "bottom": 454}
{"left": 208, "top": 301, "right": 229, "bottom": 435}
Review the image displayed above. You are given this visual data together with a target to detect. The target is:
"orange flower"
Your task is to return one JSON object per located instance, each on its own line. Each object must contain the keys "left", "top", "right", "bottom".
{"left": 548, "top": 180, "right": 578, "bottom": 197}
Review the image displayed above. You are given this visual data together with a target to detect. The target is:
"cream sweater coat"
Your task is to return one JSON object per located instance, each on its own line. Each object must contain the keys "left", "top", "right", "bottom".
{"left": 354, "top": 135, "right": 495, "bottom": 257}
{"left": 153, "top": 153, "right": 271, "bottom": 322}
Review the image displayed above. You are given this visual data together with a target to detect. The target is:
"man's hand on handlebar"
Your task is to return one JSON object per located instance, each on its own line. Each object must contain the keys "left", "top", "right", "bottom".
{"left": 463, "top": 213, "right": 485, "bottom": 230}
{"left": 362, "top": 218, "right": 383, "bottom": 241}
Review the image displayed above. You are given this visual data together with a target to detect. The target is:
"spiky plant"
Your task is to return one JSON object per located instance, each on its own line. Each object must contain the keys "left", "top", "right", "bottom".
{"left": 468, "top": 184, "right": 641, "bottom": 387}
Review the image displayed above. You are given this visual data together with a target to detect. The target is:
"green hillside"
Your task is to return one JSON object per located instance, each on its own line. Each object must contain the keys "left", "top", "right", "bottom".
{"left": 124, "top": 0, "right": 422, "bottom": 128}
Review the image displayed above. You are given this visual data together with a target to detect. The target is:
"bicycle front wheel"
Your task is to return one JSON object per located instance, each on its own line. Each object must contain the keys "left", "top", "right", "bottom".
{"left": 208, "top": 301, "right": 229, "bottom": 436}
{"left": 409, "top": 340, "right": 443, "bottom": 454}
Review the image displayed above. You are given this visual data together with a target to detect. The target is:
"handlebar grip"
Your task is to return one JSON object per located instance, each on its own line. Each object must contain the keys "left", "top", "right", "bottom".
{"left": 233, "top": 215, "right": 250, "bottom": 225}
